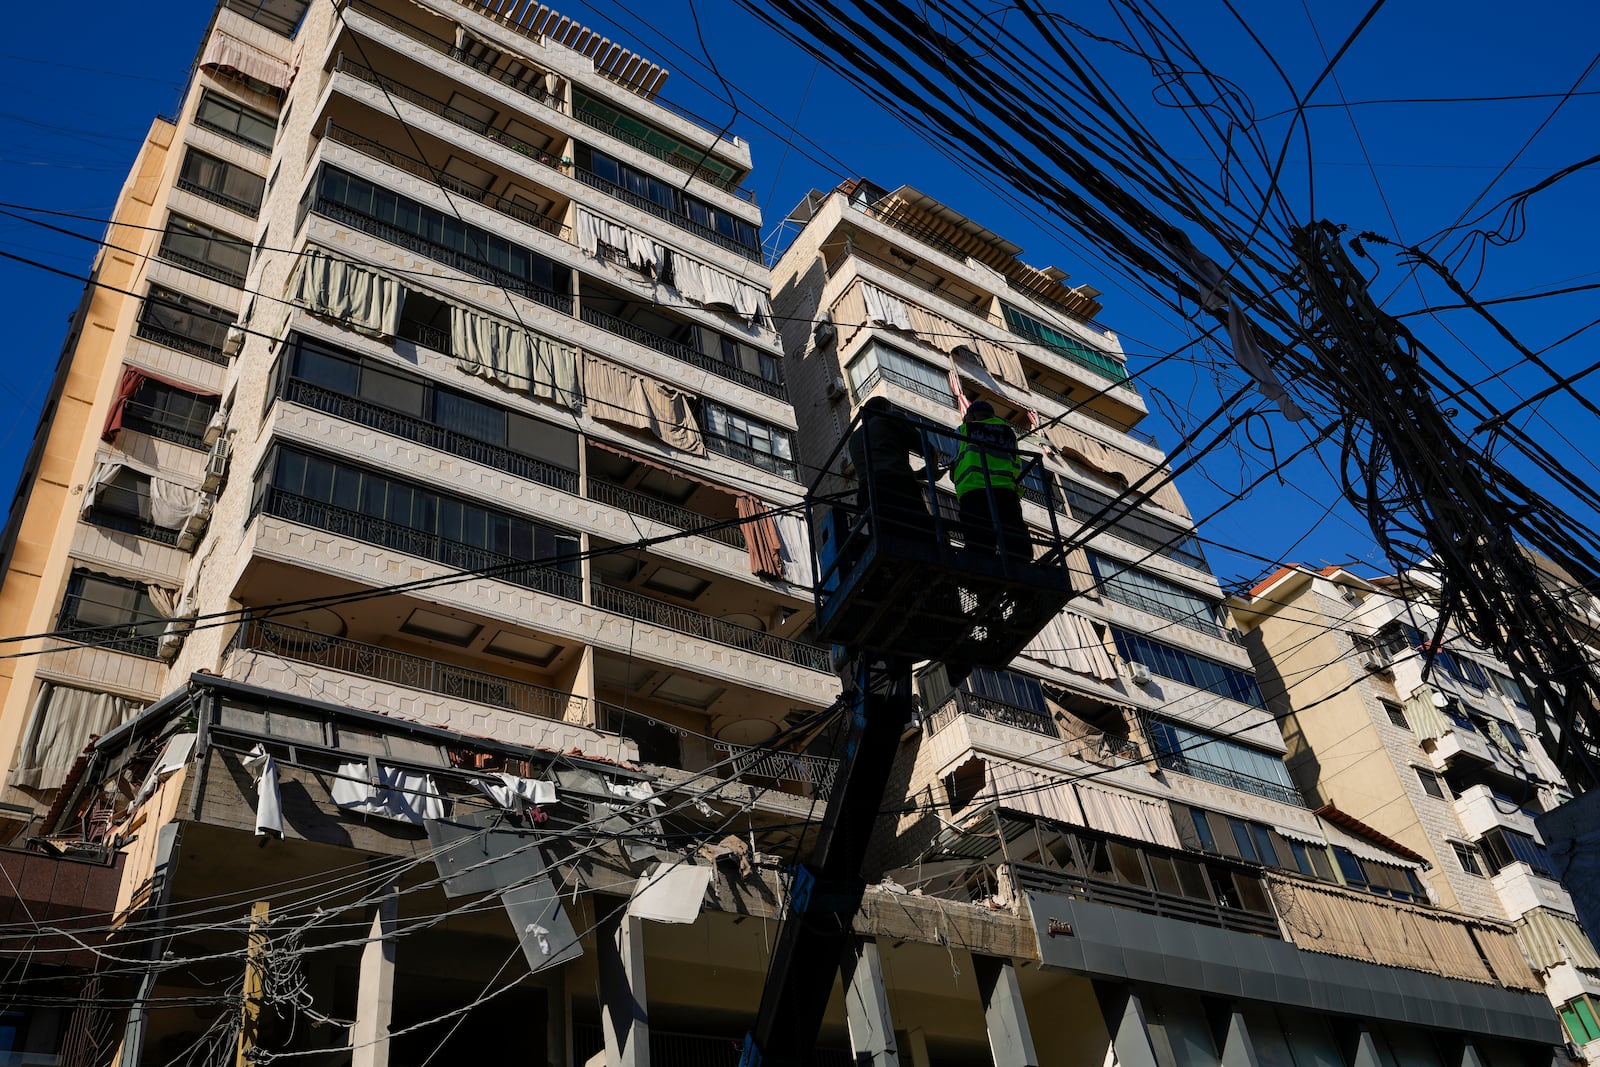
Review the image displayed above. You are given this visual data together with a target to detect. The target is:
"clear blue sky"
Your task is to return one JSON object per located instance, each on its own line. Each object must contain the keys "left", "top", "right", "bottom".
{"left": 3, "top": 1, "right": 1597, "bottom": 591}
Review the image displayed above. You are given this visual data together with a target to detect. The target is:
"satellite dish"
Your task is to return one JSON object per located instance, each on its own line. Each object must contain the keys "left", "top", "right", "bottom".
{"left": 1431, "top": 691, "right": 1450, "bottom": 708}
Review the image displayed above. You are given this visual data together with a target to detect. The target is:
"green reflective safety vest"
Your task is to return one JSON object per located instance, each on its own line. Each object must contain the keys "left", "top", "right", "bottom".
{"left": 952, "top": 415, "right": 1022, "bottom": 498}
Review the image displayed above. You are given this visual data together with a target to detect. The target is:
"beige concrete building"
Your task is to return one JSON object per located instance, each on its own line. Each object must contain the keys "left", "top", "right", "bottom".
{"left": 0, "top": 1, "right": 1578, "bottom": 1063}
{"left": 1231, "top": 564, "right": 1600, "bottom": 1059}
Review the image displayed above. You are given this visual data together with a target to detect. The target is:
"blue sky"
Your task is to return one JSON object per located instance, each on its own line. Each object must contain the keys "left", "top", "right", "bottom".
{"left": 3, "top": 0, "right": 1597, "bottom": 591}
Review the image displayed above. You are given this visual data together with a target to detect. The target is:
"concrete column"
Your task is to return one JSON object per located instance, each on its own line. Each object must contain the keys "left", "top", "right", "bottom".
{"left": 350, "top": 882, "right": 399, "bottom": 1067}
{"left": 1217, "top": 1008, "right": 1261, "bottom": 1067}
{"left": 841, "top": 938, "right": 898, "bottom": 1066}
{"left": 974, "top": 956, "right": 1038, "bottom": 1067}
{"left": 1094, "top": 983, "right": 1160, "bottom": 1067}
{"left": 904, "top": 1028, "right": 932, "bottom": 1067}
{"left": 598, "top": 907, "right": 649, "bottom": 1067}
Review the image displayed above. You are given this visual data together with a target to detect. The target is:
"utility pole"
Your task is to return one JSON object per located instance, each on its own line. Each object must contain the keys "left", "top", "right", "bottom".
{"left": 235, "top": 901, "right": 270, "bottom": 1067}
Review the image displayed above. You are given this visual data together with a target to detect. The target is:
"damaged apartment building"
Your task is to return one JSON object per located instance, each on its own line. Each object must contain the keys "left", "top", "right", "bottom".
{"left": 0, "top": 1, "right": 1583, "bottom": 1065}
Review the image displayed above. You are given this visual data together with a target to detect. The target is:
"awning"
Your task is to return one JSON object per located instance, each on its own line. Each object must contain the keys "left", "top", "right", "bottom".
{"left": 201, "top": 32, "right": 292, "bottom": 91}
{"left": 1314, "top": 804, "right": 1429, "bottom": 865}
{"left": 1519, "top": 907, "right": 1600, "bottom": 972}
{"left": 985, "top": 760, "right": 1179, "bottom": 851}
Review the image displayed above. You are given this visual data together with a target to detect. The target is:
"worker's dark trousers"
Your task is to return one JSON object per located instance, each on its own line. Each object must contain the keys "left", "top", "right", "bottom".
{"left": 958, "top": 490, "right": 1029, "bottom": 564}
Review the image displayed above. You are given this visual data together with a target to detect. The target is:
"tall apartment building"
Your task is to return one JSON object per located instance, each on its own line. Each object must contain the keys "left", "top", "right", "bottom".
{"left": 1230, "top": 563, "right": 1600, "bottom": 1058}
{"left": 0, "top": 0, "right": 1576, "bottom": 1061}
{"left": 765, "top": 179, "right": 1564, "bottom": 1067}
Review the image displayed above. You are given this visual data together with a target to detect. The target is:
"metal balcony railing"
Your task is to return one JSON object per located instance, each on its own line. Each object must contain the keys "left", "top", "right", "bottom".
{"left": 579, "top": 304, "right": 785, "bottom": 399}
{"left": 155, "top": 243, "right": 246, "bottom": 289}
{"left": 119, "top": 402, "right": 211, "bottom": 451}
{"left": 308, "top": 197, "right": 572, "bottom": 312}
{"left": 260, "top": 487, "right": 582, "bottom": 600}
{"left": 1098, "top": 584, "right": 1235, "bottom": 642}
{"left": 341, "top": 0, "right": 567, "bottom": 114}
{"left": 82, "top": 508, "right": 183, "bottom": 547}
{"left": 929, "top": 690, "right": 1058, "bottom": 738}
{"left": 193, "top": 113, "right": 271, "bottom": 154}
{"left": 57, "top": 612, "right": 161, "bottom": 660}
{"left": 850, "top": 365, "right": 957, "bottom": 409}
{"left": 589, "top": 580, "right": 830, "bottom": 672}
{"left": 586, "top": 479, "right": 745, "bottom": 549}
{"left": 1154, "top": 753, "right": 1303, "bottom": 807}
{"left": 1009, "top": 861, "right": 1282, "bottom": 938}
{"left": 569, "top": 104, "right": 756, "bottom": 201}
{"left": 702, "top": 434, "right": 799, "bottom": 481}
{"left": 175, "top": 177, "right": 262, "bottom": 218}
{"left": 229, "top": 618, "right": 579, "bottom": 720}
{"left": 1055, "top": 713, "right": 1143, "bottom": 764}
{"left": 713, "top": 741, "right": 839, "bottom": 799}
{"left": 133, "top": 320, "right": 231, "bottom": 365}
{"left": 572, "top": 167, "right": 762, "bottom": 263}
{"left": 322, "top": 124, "right": 566, "bottom": 238}
{"left": 281, "top": 378, "right": 579, "bottom": 494}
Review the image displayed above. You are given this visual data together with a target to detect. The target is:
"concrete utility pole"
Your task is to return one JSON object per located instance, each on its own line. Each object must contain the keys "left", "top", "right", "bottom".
{"left": 235, "top": 901, "right": 270, "bottom": 1067}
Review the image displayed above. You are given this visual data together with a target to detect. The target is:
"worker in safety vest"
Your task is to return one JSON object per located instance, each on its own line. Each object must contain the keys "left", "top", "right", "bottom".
{"left": 952, "top": 400, "right": 1029, "bottom": 563}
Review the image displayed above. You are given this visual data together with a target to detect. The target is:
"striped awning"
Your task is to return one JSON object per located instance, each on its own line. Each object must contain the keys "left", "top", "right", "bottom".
{"left": 985, "top": 760, "right": 1180, "bottom": 851}
{"left": 201, "top": 33, "right": 292, "bottom": 91}
{"left": 1518, "top": 907, "right": 1600, "bottom": 972}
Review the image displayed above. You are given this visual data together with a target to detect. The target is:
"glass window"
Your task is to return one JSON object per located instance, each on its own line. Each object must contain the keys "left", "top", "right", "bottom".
{"left": 60, "top": 569, "right": 163, "bottom": 656}
{"left": 1334, "top": 847, "right": 1368, "bottom": 888}
{"left": 1498, "top": 721, "right": 1527, "bottom": 752}
{"left": 194, "top": 90, "right": 276, "bottom": 151}
{"left": 436, "top": 390, "right": 505, "bottom": 445}
{"left": 139, "top": 285, "right": 232, "bottom": 354}
{"left": 293, "top": 342, "right": 361, "bottom": 393}
{"left": 1190, "top": 809, "right": 1216, "bottom": 852}
{"left": 1063, "top": 479, "right": 1208, "bottom": 570}
{"left": 121, "top": 378, "right": 219, "bottom": 448}
{"left": 1415, "top": 768, "right": 1446, "bottom": 799}
{"left": 160, "top": 214, "right": 250, "bottom": 285}
{"left": 1229, "top": 819, "right": 1260, "bottom": 864}
{"left": 360, "top": 365, "right": 425, "bottom": 417}
{"left": 1250, "top": 825, "right": 1281, "bottom": 867}
{"left": 1382, "top": 700, "right": 1409, "bottom": 730}
{"left": 1000, "top": 301, "right": 1129, "bottom": 383}
{"left": 965, "top": 667, "right": 1047, "bottom": 713}
{"left": 699, "top": 400, "right": 798, "bottom": 478}
{"left": 1288, "top": 841, "right": 1318, "bottom": 878}
{"left": 1562, "top": 998, "right": 1600, "bottom": 1044}
{"left": 1089, "top": 553, "right": 1226, "bottom": 637}
{"left": 1492, "top": 670, "right": 1530, "bottom": 708}
{"left": 1145, "top": 716, "right": 1298, "bottom": 804}
{"left": 1108, "top": 842, "right": 1148, "bottom": 887}
{"left": 1451, "top": 841, "right": 1484, "bottom": 877}
{"left": 1174, "top": 857, "right": 1212, "bottom": 900}
{"left": 1112, "top": 631, "right": 1265, "bottom": 709}
{"left": 1147, "top": 853, "right": 1182, "bottom": 896}
{"left": 1231, "top": 872, "right": 1272, "bottom": 913}
{"left": 179, "top": 148, "right": 265, "bottom": 213}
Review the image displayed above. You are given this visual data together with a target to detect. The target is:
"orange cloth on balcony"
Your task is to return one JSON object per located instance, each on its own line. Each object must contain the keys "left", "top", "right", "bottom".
{"left": 736, "top": 495, "right": 784, "bottom": 579}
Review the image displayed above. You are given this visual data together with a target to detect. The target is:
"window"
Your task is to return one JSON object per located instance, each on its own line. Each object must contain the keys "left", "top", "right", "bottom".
{"left": 260, "top": 447, "right": 582, "bottom": 598}
{"left": 136, "top": 285, "right": 233, "bottom": 362}
{"left": 699, "top": 401, "right": 797, "bottom": 479}
{"left": 574, "top": 145, "right": 759, "bottom": 254}
{"left": 1145, "top": 717, "right": 1299, "bottom": 805}
{"left": 1381, "top": 700, "right": 1409, "bottom": 730}
{"left": 1063, "top": 480, "right": 1208, "bottom": 571}
{"left": 1288, "top": 840, "right": 1325, "bottom": 878}
{"left": 178, "top": 148, "right": 266, "bottom": 216}
{"left": 59, "top": 569, "right": 164, "bottom": 658}
{"left": 1088, "top": 553, "right": 1227, "bottom": 638}
{"left": 1451, "top": 841, "right": 1484, "bottom": 876}
{"left": 1477, "top": 828, "right": 1554, "bottom": 877}
{"left": 1190, "top": 809, "right": 1216, "bottom": 852}
{"left": 1491, "top": 670, "right": 1530, "bottom": 709}
{"left": 1111, "top": 630, "right": 1265, "bottom": 708}
{"left": 159, "top": 214, "right": 250, "bottom": 287}
{"left": 121, "top": 378, "right": 219, "bottom": 450}
{"left": 964, "top": 668, "right": 1048, "bottom": 713}
{"left": 83, "top": 468, "right": 177, "bottom": 544}
{"left": 1401, "top": 625, "right": 1490, "bottom": 691}
{"left": 1333, "top": 847, "right": 1368, "bottom": 889}
{"left": 1498, "top": 721, "right": 1527, "bottom": 752}
{"left": 1560, "top": 997, "right": 1600, "bottom": 1045}
{"left": 573, "top": 89, "right": 743, "bottom": 190}
{"left": 846, "top": 340, "right": 957, "bottom": 408}
{"left": 1415, "top": 767, "right": 1447, "bottom": 799}
{"left": 1000, "top": 301, "right": 1129, "bottom": 384}
{"left": 194, "top": 89, "right": 276, "bottom": 151}
{"left": 698, "top": 329, "right": 782, "bottom": 388}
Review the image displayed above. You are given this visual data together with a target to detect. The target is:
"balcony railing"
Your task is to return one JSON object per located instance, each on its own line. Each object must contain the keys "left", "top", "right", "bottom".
{"left": 703, "top": 434, "right": 799, "bottom": 482}
{"left": 1009, "top": 860, "right": 1282, "bottom": 938}
{"left": 587, "top": 479, "right": 745, "bottom": 548}
{"left": 82, "top": 509, "right": 182, "bottom": 547}
{"left": 57, "top": 612, "right": 161, "bottom": 660}
{"left": 281, "top": 378, "right": 579, "bottom": 494}
{"left": 860, "top": 203, "right": 971, "bottom": 264}
{"left": 133, "top": 320, "right": 231, "bottom": 365}
{"left": 193, "top": 113, "right": 271, "bottom": 154}
{"left": 259, "top": 487, "right": 582, "bottom": 600}
{"left": 572, "top": 167, "right": 763, "bottom": 263}
{"left": 589, "top": 580, "right": 830, "bottom": 672}
{"left": 1155, "top": 753, "right": 1303, "bottom": 807}
{"left": 1056, "top": 712, "right": 1143, "bottom": 764}
{"left": 340, "top": 0, "right": 567, "bottom": 114}
{"left": 119, "top": 403, "right": 210, "bottom": 450}
{"left": 579, "top": 304, "right": 785, "bottom": 399}
{"left": 229, "top": 618, "right": 578, "bottom": 720}
{"left": 175, "top": 177, "right": 262, "bottom": 218}
{"left": 930, "top": 690, "right": 1058, "bottom": 738}
{"left": 322, "top": 124, "right": 566, "bottom": 238}
{"left": 155, "top": 243, "right": 246, "bottom": 289}
{"left": 308, "top": 197, "right": 572, "bottom": 312}
{"left": 851, "top": 364, "right": 957, "bottom": 409}
{"left": 714, "top": 741, "right": 839, "bottom": 799}
{"left": 1099, "top": 585, "right": 1235, "bottom": 642}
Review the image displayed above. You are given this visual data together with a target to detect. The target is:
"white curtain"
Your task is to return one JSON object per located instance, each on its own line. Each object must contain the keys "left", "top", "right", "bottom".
{"left": 147, "top": 585, "right": 180, "bottom": 618}
{"left": 860, "top": 282, "right": 913, "bottom": 330}
{"left": 289, "top": 250, "right": 406, "bottom": 337}
{"left": 529, "top": 332, "right": 582, "bottom": 408}
{"left": 576, "top": 209, "right": 665, "bottom": 275}
{"left": 775, "top": 512, "right": 815, "bottom": 589}
{"left": 80, "top": 459, "right": 206, "bottom": 530}
{"left": 243, "top": 745, "right": 284, "bottom": 838}
{"left": 12, "top": 683, "right": 142, "bottom": 791}
{"left": 331, "top": 761, "right": 446, "bottom": 824}
{"left": 670, "top": 254, "right": 771, "bottom": 325}
{"left": 1020, "top": 611, "right": 1117, "bottom": 682}
{"left": 451, "top": 305, "right": 581, "bottom": 408}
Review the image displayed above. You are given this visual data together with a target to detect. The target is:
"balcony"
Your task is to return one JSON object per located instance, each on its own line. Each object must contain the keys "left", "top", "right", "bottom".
{"left": 133, "top": 319, "right": 231, "bottom": 365}
{"left": 930, "top": 689, "right": 1056, "bottom": 739}
{"left": 589, "top": 580, "right": 830, "bottom": 672}
{"left": 259, "top": 487, "right": 582, "bottom": 599}
{"left": 156, "top": 242, "right": 246, "bottom": 289}
{"left": 579, "top": 303, "right": 786, "bottom": 399}
{"left": 1009, "top": 860, "right": 1281, "bottom": 938}
{"left": 82, "top": 508, "right": 183, "bottom": 547}
{"left": 175, "top": 176, "right": 261, "bottom": 218}
{"left": 1453, "top": 783, "right": 1539, "bottom": 839}
{"left": 851, "top": 363, "right": 957, "bottom": 409}
{"left": 321, "top": 124, "right": 566, "bottom": 239}
{"left": 1492, "top": 861, "right": 1576, "bottom": 919}
{"left": 714, "top": 741, "right": 839, "bottom": 799}
{"left": 341, "top": 0, "right": 567, "bottom": 115}
{"left": 1098, "top": 583, "right": 1236, "bottom": 643}
{"left": 570, "top": 97, "right": 755, "bottom": 201}
{"left": 119, "top": 401, "right": 209, "bottom": 451}
{"left": 280, "top": 377, "right": 579, "bottom": 494}
{"left": 228, "top": 618, "right": 580, "bottom": 720}
{"left": 572, "top": 167, "right": 762, "bottom": 263}
{"left": 1155, "top": 752, "right": 1303, "bottom": 807}
{"left": 587, "top": 478, "right": 744, "bottom": 549}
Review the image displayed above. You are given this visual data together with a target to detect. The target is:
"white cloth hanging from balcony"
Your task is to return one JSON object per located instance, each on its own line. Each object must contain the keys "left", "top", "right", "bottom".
{"left": 575, "top": 209, "right": 665, "bottom": 275}
{"left": 242, "top": 745, "right": 284, "bottom": 838}
{"left": 476, "top": 772, "right": 558, "bottom": 815}
{"left": 774, "top": 512, "right": 815, "bottom": 589}
{"left": 859, "top": 282, "right": 912, "bottom": 331}
{"left": 331, "top": 761, "right": 447, "bottom": 824}
{"left": 669, "top": 253, "right": 770, "bottom": 326}
{"left": 288, "top": 250, "right": 406, "bottom": 338}
{"left": 80, "top": 457, "right": 208, "bottom": 531}
{"left": 201, "top": 32, "right": 293, "bottom": 92}
{"left": 1020, "top": 611, "right": 1116, "bottom": 682}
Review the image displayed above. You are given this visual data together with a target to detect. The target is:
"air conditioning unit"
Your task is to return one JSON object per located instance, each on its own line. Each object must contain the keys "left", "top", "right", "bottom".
{"left": 1357, "top": 649, "right": 1390, "bottom": 673}
{"left": 175, "top": 493, "right": 215, "bottom": 552}
{"left": 202, "top": 409, "right": 228, "bottom": 447}
{"left": 827, "top": 375, "right": 848, "bottom": 401}
{"left": 1127, "top": 661, "right": 1152, "bottom": 687}
{"left": 222, "top": 325, "right": 246, "bottom": 357}
{"left": 201, "top": 436, "right": 232, "bottom": 492}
